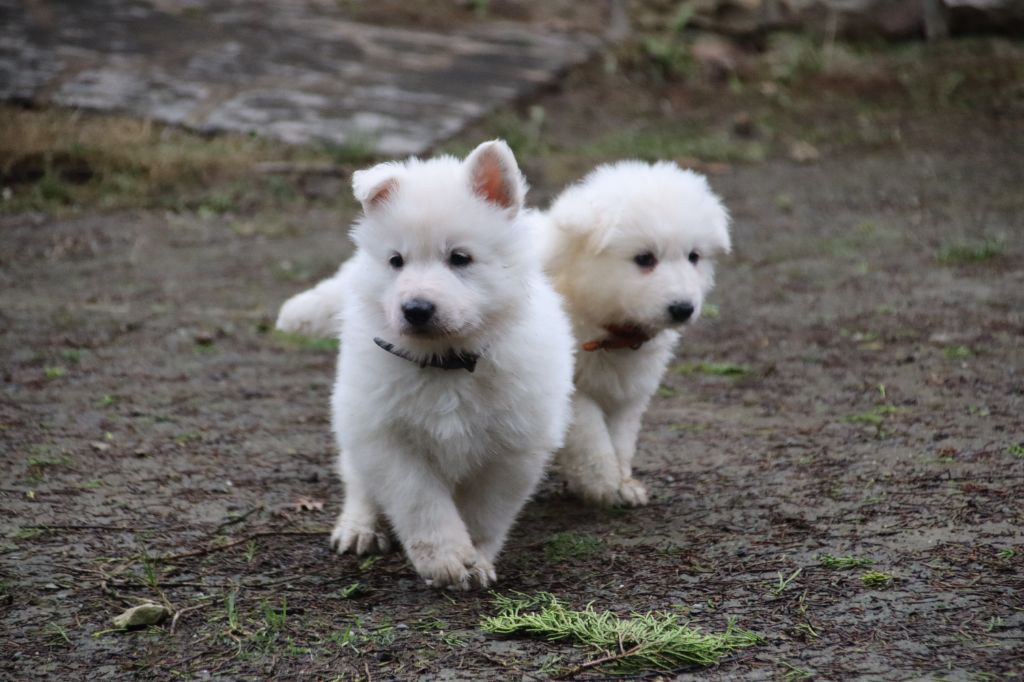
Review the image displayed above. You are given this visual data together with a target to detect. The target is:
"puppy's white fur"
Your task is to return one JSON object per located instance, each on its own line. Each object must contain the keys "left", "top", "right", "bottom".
{"left": 541, "top": 161, "right": 731, "bottom": 506}
{"left": 277, "top": 160, "right": 730, "bottom": 510}
{"left": 324, "top": 141, "right": 574, "bottom": 590}
{"left": 275, "top": 266, "right": 348, "bottom": 338}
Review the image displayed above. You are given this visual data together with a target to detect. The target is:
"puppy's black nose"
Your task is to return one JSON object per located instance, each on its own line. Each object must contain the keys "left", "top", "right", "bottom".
{"left": 402, "top": 298, "right": 436, "bottom": 326}
{"left": 668, "top": 301, "right": 695, "bottom": 323}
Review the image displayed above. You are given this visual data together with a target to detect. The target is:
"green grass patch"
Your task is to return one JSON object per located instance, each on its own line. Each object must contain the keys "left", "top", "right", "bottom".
{"left": 544, "top": 532, "right": 604, "bottom": 563}
{"left": 0, "top": 106, "right": 358, "bottom": 214}
{"left": 818, "top": 554, "right": 874, "bottom": 570}
{"left": 860, "top": 570, "right": 894, "bottom": 588}
{"left": 26, "top": 454, "right": 71, "bottom": 479}
{"left": 845, "top": 405, "right": 898, "bottom": 425}
{"left": 937, "top": 239, "right": 1005, "bottom": 265}
{"left": 780, "top": 660, "right": 814, "bottom": 680}
{"left": 60, "top": 349, "right": 83, "bottom": 364}
{"left": 481, "top": 593, "right": 761, "bottom": 674}
{"left": 769, "top": 568, "right": 802, "bottom": 597}
{"left": 14, "top": 527, "right": 44, "bottom": 541}
{"left": 338, "top": 582, "right": 368, "bottom": 599}
{"left": 44, "top": 366, "right": 67, "bottom": 379}
{"left": 44, "top": 622, "right": 72, "bottom": 646}
{"left": 1008, "top": 444, "right": 1024, "bottom": 460}
{"left": 674, "top": 361, "right": 751, "bottom": 377}
{"left": 271, "top": 330, "right": 339, "bottom": 351}
{"left": 587, "top": 126, "right": 766, "bottom": 165}
{"left": 944, "top": 345, "right": 972, "bottom": 360}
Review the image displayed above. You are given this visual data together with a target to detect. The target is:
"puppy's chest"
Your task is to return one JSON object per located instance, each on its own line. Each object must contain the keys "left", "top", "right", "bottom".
{"left": 392, "top": 372, "right": 526, "bottom": 470}
{"left": 576, "top": 345, "right": 671, "bottom": 410}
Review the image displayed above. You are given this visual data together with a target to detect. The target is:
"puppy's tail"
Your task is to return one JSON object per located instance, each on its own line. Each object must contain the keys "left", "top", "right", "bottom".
{"left": 275, "top": 263, "right": 350, "bottom": 338}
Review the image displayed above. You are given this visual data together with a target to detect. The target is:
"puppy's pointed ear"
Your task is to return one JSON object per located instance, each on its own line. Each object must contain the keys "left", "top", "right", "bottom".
{"left": 465, "top": 139, "right": 526, "bottom": 215}
{"left": 352, "top": 162, "right": 402, "bottom": 213}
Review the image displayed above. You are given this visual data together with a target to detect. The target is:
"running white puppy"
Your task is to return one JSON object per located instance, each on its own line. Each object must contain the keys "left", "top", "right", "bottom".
{"left": 319, "top": 140, "right": 574, "bottom": 590}
{"left": 540, "top": 161, "right": 731, "bottom": 507}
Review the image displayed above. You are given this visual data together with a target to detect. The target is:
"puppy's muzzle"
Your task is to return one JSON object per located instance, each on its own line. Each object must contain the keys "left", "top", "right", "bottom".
{"left": 402, "top": 298, "right": 436, "bottom": 327}
{"left": 667, "top": 301, "right": 695, "bottom": 324}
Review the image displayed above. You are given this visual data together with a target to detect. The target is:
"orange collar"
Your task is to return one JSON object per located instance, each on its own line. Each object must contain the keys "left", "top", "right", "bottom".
{"left": 581, "top": 324, "right": 651, "bottom": 352}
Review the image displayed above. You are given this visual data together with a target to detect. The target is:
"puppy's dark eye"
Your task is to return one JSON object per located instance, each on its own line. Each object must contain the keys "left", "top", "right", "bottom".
{"left": 449, "top": 250, "right": 472, "bottom": 268}
{"left": 389, "top": 253, "right": 404, "bottom": 269}
{"left": 688, "top": 251, "right": 700, "bottom": 265}
{"left": 633, "top": 252, "right": 658, "bottom": 269}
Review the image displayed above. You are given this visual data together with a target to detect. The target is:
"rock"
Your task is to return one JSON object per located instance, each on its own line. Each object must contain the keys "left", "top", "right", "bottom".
{"left": 683, "top": 0, "right": 1024, "bottom": 39}
{"left": 732, "top": 111, "right": 756, "bottom": 138}
{"left": 946, "top": 0, "right": 1024, "bottom": 35}
{"left": 0, "top": 0, "right": 596, "bottom": 155}
{"left": 112, "top": 603, "right": 169, "bottom": 629}
{"left": 788, "top": 140, "right": 820, "bottom": 163}
{"left": 691, "top": 33, "right": 743, "bottom": 80}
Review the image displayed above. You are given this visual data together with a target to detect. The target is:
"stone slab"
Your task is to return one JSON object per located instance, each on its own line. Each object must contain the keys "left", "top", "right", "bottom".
{"left": 0, "top": 0, "right": 597, "bottom": 154}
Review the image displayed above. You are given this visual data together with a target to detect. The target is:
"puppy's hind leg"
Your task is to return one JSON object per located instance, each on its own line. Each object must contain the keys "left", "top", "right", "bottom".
{"left": 330, "top": 455, "right": 391, "bottom": 555}
{"left": 558, "top": 394, "right": 626, "bottom": 507}
{"left": 455, "top": 452, "right": 549, "bottom": 564}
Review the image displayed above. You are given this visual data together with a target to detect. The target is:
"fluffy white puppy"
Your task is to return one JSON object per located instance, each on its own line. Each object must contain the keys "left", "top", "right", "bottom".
{"left": 322, "top": 140, "right": 574, "bottom": 590}
{"left": 540, "top": 161, "right": 731, "bottom": 507}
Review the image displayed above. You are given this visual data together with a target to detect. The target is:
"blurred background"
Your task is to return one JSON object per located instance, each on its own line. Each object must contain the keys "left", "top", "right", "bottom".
{"left": 1, "top": 1, "right": 1022, "bottom": 680}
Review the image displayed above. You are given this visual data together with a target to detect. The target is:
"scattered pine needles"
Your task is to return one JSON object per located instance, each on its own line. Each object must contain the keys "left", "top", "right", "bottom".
{"left": 480, "top": 592, "right": 761, "bottom": 674}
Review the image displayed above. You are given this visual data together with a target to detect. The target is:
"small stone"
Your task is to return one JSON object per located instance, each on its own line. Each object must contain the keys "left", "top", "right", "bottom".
{"left": 90, "top": 441, "right": 111, "bottom": 452}
{"left": 789, "top": 141, "right": 820, "bottom": 163}
{"left": 691, "top": 34, "right": 741, "bottom": 81}
{"left": 112, "top": 603, "right": 169, "bottom": 629}
{"left": 194, "top": 331, "right": 215, "bottom": 346}
{"left": 732, "top": 111, "right": 756, "bottom": 138}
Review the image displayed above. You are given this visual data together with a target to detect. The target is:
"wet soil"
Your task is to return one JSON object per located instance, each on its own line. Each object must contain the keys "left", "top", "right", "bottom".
{"left": 1, "top": 39, "right": 1023, "bottom": 681}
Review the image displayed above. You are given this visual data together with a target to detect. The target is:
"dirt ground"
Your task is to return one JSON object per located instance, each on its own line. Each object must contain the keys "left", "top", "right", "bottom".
{"left": 1, "top": 31, "right": 1023, "bottom": 681}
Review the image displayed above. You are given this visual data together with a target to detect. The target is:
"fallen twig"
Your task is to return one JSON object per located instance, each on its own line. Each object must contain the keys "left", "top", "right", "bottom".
{"left": 157, "top": 530, "right": 328, "bottom": 562}
{"left": 556, "top": 643, "right": 643, "bottom": 679}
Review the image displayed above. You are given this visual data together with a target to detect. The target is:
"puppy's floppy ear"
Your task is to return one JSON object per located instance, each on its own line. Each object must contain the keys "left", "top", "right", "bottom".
{"left": 464, "top": 139, "right": 526, "bottom": 215}
{"left": 352, "top": 161, "right": 403, "bottom": 213}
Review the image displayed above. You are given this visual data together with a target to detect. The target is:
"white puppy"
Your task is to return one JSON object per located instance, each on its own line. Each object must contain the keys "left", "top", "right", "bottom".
{"left": 320, "top": 141, "right": 574, "bottom": 590}
{"left": 540, "top": 161, "right": 731, "bottom": 506}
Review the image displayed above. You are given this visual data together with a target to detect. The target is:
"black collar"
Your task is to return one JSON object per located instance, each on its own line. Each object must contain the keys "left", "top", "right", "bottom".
{"left": 373, "top": 337, "right": 479, "bottom": 373}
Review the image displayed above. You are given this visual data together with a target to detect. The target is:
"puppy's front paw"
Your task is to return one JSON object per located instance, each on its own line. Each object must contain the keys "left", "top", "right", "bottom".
{"left": 276, "top": 290, "right": 336, "bottom": 337}
{"left": 568, "top": 477, "right": 649, "bottom": 508}
{"left": 617, "top": 477, "right": 649, "bottom": 507}
{"left": 408, "top": 543, "right": 496, "bottom": 591}
{"left": 330, "top": 516, "right": 392, "bottom": 555}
